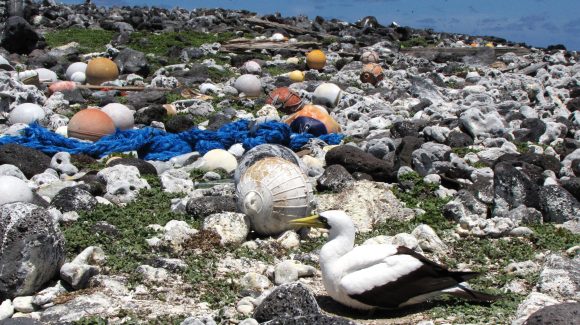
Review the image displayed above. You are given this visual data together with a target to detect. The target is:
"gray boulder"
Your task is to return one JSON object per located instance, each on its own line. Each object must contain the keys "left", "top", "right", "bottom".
{"left": 538, "top": 185, "right": 580, "bottom": 223}
{"left": 316, "top": 164, "right": 354, "bottom": 192}
{"left": 253, "top": 283, "right": 319, "bottom": 323}
{"left": 0, "top": 203, "right": 65, "bottom": 300}
{"left": 524, "top": 302, "right": 580, "bottom": 325}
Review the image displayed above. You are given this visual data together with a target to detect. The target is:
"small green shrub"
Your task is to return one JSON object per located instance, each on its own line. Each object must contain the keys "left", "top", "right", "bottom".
{"left": 45, "top": 28, "right": 115, "bottom": 53}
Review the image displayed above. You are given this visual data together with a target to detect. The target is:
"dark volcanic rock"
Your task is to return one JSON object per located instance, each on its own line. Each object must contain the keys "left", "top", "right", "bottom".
{"left": 524, "top": 302, "right": 580, "bottom": 325}
{"left": 513, "top": 118, "right": 546, "bottom": 143}
{"left": 445, "top": 130, "right": 474, "bottom": 148}
{"left": 0, "top": 318, "right": 44, "bottom": 325}
{"left": 316, "top": 164, "right": 354, "bottom": 192}
{"left": 126, "top": 90, "right": 167, "bottom": 110}
{"left": 107, "top": 158, "right": 157, "bottom": 175}
{"left": 264, "top": 315, "right": 357, "bottom": 325}
{"left": 493, "top": 161, "right": 540, "bottom": 211}
{"left": 253, "top": 283, "right": 320, "bottom": 323}
{"left": 391, "top": 120, "right": 420, "bottom": 138}
{"left": 0, "top": 144, "right": 51, "bottom": 178}
{"left": 1, "top": 16, "right": 39, "bottom": 54}
{"left": 50, "top": 186, "right": 98, "bottom": 213}
{"left": 396, "top": 136, "right": 425, "bottom": 168}
{"left": 326, "top": 145, "right": 395, "bottom": 182}
{"left": 114, "top": 48, "right": 149, "bottom": 76}
{"left": 186, "top": 196, "right": 237, "bottom": 220}
{"left": 538, "top": 185, "right": 580, "bottom": 223}
{"left": 134, "top": 105, "right": 167, "bottom": 125}
{"left": 561, "top": 178, "right": 580, "bottom": 201}
{"left": 166, "top": 114, "right": 195, "bottom": 133}
{"left": 567, "top": 97, "right": 580, "bottom": 112}
{"left": 0, "top": 202, "right": 65, "bottom": 300}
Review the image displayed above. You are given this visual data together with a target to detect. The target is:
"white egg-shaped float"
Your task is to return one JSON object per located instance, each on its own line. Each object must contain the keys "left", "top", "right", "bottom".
{"left": 234, "top": 74, "right": 262, "bottom": 97}
{"left": 9, "top": 103, "right": 45, "bottom": 125}
{"left": 0, "top": 55, "right": 13, "bottom": 70}
{"left": 0, "top": 175, "right": 34, "bottom": 205}
{"left": 242, "top": 61, "right": 262, "bottom": 75}
{"left": 66, "top": 62, "right": 88, "bottom": 80}
{"left": 35, "top": 68, "right": 58, "bottom": 82}
{"left": 101, "top": 103, "right": 135, "bottom": 130}
{"left": 270, "top": 33, "right": 286, "bottom": 42}
{"left": 55, "top": 125, "right": 68, "bottom": 137}
{"left": 236, "top": 157, "right": 314, "bottom": 235}
{"left": 312, "top": 83, "right": 342, "bottom": 109}
{"left": 202, "top": 149, "right": 238, "bottom": 173}
{"left": 16, "top": 70, "right": 39, "bottom": 84}
{"left": 70, "top": 71, "right": 86, "bottom": 83}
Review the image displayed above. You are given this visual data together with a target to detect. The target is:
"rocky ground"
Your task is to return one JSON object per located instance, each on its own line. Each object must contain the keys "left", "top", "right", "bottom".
{"left": 0, "top": 1, "right": 579, "bottom": 324}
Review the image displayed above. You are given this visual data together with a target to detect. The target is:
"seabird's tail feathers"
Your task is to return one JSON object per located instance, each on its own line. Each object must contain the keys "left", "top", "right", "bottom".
{"left": 445, "top": 284, "right": 501, "bottom": 303}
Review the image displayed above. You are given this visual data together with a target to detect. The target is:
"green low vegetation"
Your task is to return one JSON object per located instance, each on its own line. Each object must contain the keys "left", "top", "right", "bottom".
{"left": 263, "top": 65, "right": 292, "bottom": 76}
{"left": 44, "top": 28, "right": 116, "bottom": 53}
{"left": 128, "top": 31, "right": 236, "bottom": 57}
{"left": 400, "top": 36, "right": 430, "bottom": 48}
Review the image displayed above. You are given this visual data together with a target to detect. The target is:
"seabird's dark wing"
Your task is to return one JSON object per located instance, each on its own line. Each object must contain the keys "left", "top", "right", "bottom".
{"left": 341, "top": 246, "right": 482, "bottom": 309}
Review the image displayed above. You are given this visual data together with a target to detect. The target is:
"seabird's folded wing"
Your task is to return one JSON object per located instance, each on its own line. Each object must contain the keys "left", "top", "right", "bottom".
{"left": 336, "top": 244, "right": 399, "bottom": 274}
{"left": 340, "top": 252, "right": 476, "bottom": 309}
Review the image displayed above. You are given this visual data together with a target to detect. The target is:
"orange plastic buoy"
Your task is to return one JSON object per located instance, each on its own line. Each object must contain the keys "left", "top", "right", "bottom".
{"left": 306, "top": 50, "right": 326, "bottom": 70}
{"left": 360, "top": 63, "right": 384, "bottom": 85}
{"left": 85, "top": 57, "right": 119, "bottom": 85}
{"left": 265, "top": 87, "right": 304, "bottom": 114}
{"left": 284, "top": 104, "right": 340, "bottom": 136}
{"left": 68, "top": 108, "right": 116, "bottom": 141}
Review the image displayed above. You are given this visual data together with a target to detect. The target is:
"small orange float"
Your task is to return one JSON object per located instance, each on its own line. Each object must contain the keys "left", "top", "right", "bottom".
{"left": 265, "top": 87, "right": 304, "bottom": 114}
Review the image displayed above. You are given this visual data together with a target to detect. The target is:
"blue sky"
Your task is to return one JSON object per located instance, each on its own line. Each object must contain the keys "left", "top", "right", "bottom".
{"left": 60, "top": 0, "right": 580, "bottom": 50}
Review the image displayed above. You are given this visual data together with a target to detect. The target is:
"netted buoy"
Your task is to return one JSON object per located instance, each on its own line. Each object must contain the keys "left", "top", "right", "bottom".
{"left": 234, "top": 144, "right": 307, "bottom": 183}
{"left": 360, "top": 63, "right": 384, "bottom": 85}
{"left": 236, "top": 157, "right": 314, "bottom": 235}
{"left": 284, "top": 104, "right": 341, "bottom": 136}
{"left": 265, "top": 87, "right": 304, "bottom": 114}
{"left": 361, "top": 51, "right": 380, "bottom": 64}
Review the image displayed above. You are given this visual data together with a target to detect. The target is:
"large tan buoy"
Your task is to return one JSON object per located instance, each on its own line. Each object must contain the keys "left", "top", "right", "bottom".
{"left": 85, "top": 57, "right": 119, "bottom": 85}
{"left": 68, "top": 108, "right": 116, "bottom": 141}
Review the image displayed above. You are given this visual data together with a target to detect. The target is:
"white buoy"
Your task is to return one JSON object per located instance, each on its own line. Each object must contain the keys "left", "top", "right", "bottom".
{"left": 234, "top": 74, "right": 262, "bottom": 97}
{"left": 9, "top": 103, "right": 45, "bottom": 125}
{"left": 101, "top": 103, "right": 135, "bottom": 130}
{"left": 35, "top": 68, "right": 58, "bottom": 82}
{"left": 312, "top": 83, "right": 342, "bottom": 109}
{"left": 66, "top": 62, "right": 88, "bottom": 80}
{"left": 0, "top": 176, "right": 34, "bottom": 205}
{"left": 70, "top": 71, "right": 86, "bottom": 84}
{"left": 236, "top": 157, "right": 314, "bottom": 235}
{"left": 270, "top": 33, "right": 286, "bottom": 42}
{"left": 242, "top": 61, "right": 262, "bottom": 75}
{"left": 202, "top": 149, "right": 238, "bottom": 173}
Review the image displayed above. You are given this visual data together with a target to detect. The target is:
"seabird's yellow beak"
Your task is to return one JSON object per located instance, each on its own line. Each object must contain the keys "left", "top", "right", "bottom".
{"left": 288, "top": 215, "right": 326, "bottom": 228}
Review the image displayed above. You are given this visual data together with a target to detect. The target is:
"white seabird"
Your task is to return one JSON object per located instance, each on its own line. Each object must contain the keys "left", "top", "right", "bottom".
{"left": 289, "top": 210, "right": 498, "bottom": 310}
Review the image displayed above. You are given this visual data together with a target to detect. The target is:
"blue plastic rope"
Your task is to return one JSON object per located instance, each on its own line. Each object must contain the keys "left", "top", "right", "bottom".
{"left": 0, "top": 120, "right": 344, "bottom": 161}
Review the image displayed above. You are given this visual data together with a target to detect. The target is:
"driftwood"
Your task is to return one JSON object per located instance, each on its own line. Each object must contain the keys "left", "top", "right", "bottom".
{"left": 400, "top": 47, "right": 531, "bottom": 65}
{"left": 221, "top": 38, "right": 320, "bottom": 53}
{"left": 242, "top": 17, "right": 332, "bottom": 38}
